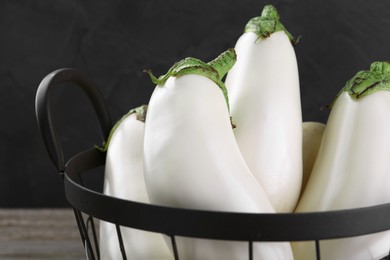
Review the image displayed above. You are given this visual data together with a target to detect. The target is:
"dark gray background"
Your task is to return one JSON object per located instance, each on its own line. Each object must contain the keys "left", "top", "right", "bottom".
{"left": 1, "top": 0, "right": 389, "bottom": 207}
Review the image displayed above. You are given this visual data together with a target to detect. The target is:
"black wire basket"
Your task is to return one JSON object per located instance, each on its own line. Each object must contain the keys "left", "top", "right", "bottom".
{"left": 35, "top": 68, "right": 390, "bottom": 260}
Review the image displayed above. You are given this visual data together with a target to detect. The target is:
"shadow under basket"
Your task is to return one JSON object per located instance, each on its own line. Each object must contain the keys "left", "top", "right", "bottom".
{"left": 35, "top": 68, "right": 390, "bottom": 260}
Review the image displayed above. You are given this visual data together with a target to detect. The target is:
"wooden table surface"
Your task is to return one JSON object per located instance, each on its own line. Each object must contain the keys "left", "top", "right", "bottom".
{"left": 0, "top": 208, "right": 85, "bottom": 259}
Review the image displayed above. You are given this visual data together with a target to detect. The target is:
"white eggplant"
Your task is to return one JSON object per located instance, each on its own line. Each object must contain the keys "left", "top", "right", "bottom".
{"left": 99, "top": 105, "right": 172, "bottom": 260}
{"left": 293, "top": 61, "right": 390, "bottom": 260}
{"left": 300, "top": 121, "right": 325, "bottom": 198}
{"left": 225, "top": 5, "right": 302, "bottom": 212}
{"left": 143, "top": 49, "right": 293, "bottom": 259}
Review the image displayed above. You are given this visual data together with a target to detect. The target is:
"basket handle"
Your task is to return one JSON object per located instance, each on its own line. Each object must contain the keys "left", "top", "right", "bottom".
{"left": 35, "top": 68, "right": 112, "bottom": 173}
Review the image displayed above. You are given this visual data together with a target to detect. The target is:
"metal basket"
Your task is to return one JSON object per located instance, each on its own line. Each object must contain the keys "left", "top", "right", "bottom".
{"left": 35, "top": 68, "right": 390, "bottom": 260}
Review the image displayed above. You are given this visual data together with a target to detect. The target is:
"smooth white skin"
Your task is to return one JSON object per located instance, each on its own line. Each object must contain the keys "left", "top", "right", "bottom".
{"left": 143, "top": 74, "right": 294, "bottom": 260}
{"left": 293, "top": 91, "right": 390, "bottom": 260}
{"left": 100, "top": 113, "right": 172, "bottom": 260}
{"left": 300, "top": 121, "right": 326, "bottom": 198}
{"left": 225, "top": 31, "right": 303, "bottom": 213}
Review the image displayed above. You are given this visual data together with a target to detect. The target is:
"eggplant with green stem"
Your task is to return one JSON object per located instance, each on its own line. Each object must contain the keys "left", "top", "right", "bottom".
{"left": 143, "top": 49, "right": 293, "bottom": 259}
{"left": 225, "top": 5, "right": 302, "bottom": 212}
{"left": 99, "top": 105, "right": 172, "bottom": 260}
{"left": 293, "top": 61, "right": 390, "bottom": 260}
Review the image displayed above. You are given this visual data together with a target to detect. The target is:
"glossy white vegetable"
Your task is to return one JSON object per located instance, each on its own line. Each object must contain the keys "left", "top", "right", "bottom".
{"left": 143, "top": 49, "right": 293, "bottom": 259}
{"left": 225, "top": 5, "right": 302, "bottom": 212}
{"left": 293, "top": 62, "right": 390, "bottom": 260}
{"left": 300, "top": 121, "right": 325, "bottom": 198}
{"left": 99, "top": 106, "right": 172, "bottom": 260}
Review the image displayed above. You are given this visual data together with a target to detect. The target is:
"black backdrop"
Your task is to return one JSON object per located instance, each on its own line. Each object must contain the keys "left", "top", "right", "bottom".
{"left": 1, "top": 0, "right": 390, "bottom": 207}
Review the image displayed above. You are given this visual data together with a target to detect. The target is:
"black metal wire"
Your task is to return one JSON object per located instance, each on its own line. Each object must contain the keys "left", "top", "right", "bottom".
{"left": 115, "top": 224, "right": 127, "bottom": 260}
{"left": 171, "top": 235, "right": 180, "bottom": 260}
{"left": 74, "top": 209, "right": 96, "bottom": 260}
{"left": 86, "top": 216, "right": 100, "bottom": 259}
{"left": 248, "top": 241, "right": 253, "bottom": 260}
{"left": 73, "top": 208, "right": 86, "bottom": 246}
{"left": 91, "top": 217, "right": 100, "bottom": 259}
{"left": 35, "top": 68, "right": 112, "bottom": 173}
{"left": 315, "top": 240, "right": 321, "bottom": 260}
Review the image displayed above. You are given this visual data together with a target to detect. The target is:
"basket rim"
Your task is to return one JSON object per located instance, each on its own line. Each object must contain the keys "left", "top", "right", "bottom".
{"left": 63, "top": 147, "right": 390, "bottom": 242}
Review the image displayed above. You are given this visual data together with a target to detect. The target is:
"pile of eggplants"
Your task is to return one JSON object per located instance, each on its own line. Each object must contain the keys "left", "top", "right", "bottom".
{"left": 99, "top": 5, "right": 390, "bottom": 260}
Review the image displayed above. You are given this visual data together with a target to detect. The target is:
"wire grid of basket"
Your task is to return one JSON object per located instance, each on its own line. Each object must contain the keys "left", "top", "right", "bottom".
{"left": 35, "top": 68, "right": 390, "bottom": 260}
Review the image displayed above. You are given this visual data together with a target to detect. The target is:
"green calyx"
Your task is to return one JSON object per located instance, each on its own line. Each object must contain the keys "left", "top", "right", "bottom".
{"left": 331, "top": 61, "right": 390, "bottom": 107}
{"left": 145, "top": 48, "right": 237, "bottom": 114}
{"left": 97, "top": 104, "right": 148, "bottom": 152}
{"left": 245, "top": 5, "right": 296, "bottom": 44}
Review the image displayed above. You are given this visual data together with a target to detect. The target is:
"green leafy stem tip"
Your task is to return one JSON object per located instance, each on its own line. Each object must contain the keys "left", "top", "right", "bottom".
{"left": 330, "top": 61, "right": 390, "bottom": 107}
{"left": 144, "top": 48, "right": 237, "bottom": 114}
{"left": 245, "top": 5, "right": 297, "bottom": 44}
{"left": 97, "top": 104, "right": 148, "bottom": 152}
